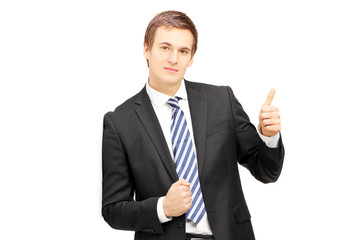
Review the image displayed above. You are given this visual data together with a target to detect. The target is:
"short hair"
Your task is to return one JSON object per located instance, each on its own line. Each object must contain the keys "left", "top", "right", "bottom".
{"left": 144, "top": 10, "right": 198, "bottom": 57}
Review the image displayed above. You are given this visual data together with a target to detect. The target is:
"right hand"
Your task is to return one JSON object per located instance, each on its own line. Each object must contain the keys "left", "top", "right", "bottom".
{"left": 258, "top": 88, "right": 281, "bottom": 137}
{"left": 163, "top": 178, "right": 192, "bottom": 218}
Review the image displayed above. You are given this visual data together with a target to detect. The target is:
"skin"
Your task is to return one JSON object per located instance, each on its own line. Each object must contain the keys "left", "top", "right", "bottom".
{"left": 143, "top": 26, "right": 194, "bottom": 97}
{"left": 144, "top": 27, "right": 195, "bottom": 217}
{"left": 163, "top": 178, "right": 192, "bottom": 218}
{"left": 258, "top": 89, "right": 281, "bottom": 137}
{"left": 143, "top": 26, "right": 281, "bottom": 218}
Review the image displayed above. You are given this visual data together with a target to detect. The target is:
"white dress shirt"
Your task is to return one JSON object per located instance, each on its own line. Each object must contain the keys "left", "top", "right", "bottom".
{"left": 146, "top": 79, "right": 279, "bottom": 235}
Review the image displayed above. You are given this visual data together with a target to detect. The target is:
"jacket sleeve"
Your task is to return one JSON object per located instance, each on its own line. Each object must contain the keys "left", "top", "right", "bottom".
{"left": 102, "top": 112, "right": 164, "bottom": 234}
{"left": 226, "top": 86, "right": 285, "bottom": 183}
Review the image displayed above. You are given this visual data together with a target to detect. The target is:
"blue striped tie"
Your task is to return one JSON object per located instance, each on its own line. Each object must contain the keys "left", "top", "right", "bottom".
{"left": 167, "top": 97, "right": 206, "bottom": 224}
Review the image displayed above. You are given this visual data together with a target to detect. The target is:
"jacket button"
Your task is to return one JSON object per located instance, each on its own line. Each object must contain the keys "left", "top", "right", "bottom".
{"left": 178, "top": 222, "right": 184, "bottom": 228}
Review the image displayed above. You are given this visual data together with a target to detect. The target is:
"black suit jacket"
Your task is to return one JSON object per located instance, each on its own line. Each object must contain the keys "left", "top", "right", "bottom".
{"left": 102, "top": 80, "right": 284, "bottom": 240}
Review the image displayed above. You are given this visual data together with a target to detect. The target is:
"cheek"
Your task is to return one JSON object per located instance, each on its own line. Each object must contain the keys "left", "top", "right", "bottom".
{"left": 180, "top": 62, "right": 191, "bottom": 71}
{"left": 155, "top": 56, "right": 167, "bottom": 67}
{"left": 149, "top": 57, "right": 162, "bottom": 69}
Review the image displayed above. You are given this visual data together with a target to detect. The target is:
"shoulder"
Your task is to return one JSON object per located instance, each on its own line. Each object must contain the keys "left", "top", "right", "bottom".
{"left": 184, "top": 79, "right": 233, "bottom": 101}
{"left": 185, "top": 79, "right": 230, "bottom": 95}
{"left": 104, "top": 86, "right": 147, "bottom": 119}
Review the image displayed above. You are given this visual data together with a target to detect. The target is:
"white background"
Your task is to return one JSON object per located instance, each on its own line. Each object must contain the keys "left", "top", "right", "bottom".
{"left": 1, "top": 0, "right": 359, "bottom": 239}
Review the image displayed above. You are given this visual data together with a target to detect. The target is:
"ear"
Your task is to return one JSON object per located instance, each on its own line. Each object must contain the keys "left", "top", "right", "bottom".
{"left": 143, "top": 42, "right": 150, "bottom": 60}
{"left": 187, "top": 55, "right": 195, "bottom": 67}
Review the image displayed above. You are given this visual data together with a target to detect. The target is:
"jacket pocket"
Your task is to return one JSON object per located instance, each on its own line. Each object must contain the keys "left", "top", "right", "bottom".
{"left": 233, "top": 204, "right": 251, "bottom": 224}
{"left": 206, "top": 119, "right": 230, "bottom": 137}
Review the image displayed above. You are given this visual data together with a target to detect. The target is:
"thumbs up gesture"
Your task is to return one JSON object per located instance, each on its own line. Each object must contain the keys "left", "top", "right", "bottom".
{"left": 258, "top": 89, "right": 281, "bottom": 137}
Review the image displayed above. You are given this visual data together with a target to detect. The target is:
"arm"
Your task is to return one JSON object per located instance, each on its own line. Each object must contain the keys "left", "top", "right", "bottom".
{"left": 102, "top": 113, "right": 164, "bottom": 233}
{"left": 226, "top": 87, "right": 285, "bottom": 183}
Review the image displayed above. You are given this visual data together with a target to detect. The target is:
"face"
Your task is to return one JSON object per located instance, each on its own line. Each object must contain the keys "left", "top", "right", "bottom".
{"left": 144, "top": 26, "right": 194, "bottom": 96}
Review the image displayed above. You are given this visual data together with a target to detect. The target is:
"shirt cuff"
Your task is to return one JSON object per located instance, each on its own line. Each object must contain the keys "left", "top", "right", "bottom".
{"left": 258, "top": 132, "right": 280, "bottom": 148}
{"left": 157, "top": 196, "right": 173, "bottom": 223}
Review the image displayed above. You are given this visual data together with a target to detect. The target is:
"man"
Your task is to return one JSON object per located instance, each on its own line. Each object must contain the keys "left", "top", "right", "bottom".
{"left": 102, "top": 10, "right": 284, "bottom": 240}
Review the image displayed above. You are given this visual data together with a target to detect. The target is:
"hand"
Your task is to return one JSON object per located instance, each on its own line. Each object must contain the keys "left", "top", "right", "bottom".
{"left": 258, "top": 88, "right": 281, "bottom": 137}
{"left": 163, "top": 178, "right": 192, "bottom": 218}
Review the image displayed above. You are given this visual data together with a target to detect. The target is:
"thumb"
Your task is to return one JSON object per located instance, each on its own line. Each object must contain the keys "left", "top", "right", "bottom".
{"left": 263, "top": 88, "right": 276, "bottom": 106}
{"left": 177, "top": 178, "right": 190, "bottom": 186}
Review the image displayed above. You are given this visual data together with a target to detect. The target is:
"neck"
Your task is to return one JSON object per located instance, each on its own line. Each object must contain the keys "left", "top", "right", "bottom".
{"left": 148, "top": 79, "right": 182, "bottom": 97}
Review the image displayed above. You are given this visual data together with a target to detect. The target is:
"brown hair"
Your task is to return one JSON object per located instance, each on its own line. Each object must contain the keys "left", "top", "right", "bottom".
{"left": 144, "top": 10, "right": 198, "bottom": 57}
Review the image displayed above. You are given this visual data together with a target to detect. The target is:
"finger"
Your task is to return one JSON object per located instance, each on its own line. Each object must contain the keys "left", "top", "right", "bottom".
{"left": 173, "top": 180, "right": 182, "bottom": 186}
{"left": 263, "top": 88, "right": 275, "bottom": 106}
{"left": 183, "top": 196, "right": 192, "bottom": 204}
{"left": 179, "top": 178, "right": 190, "bottom": 186}
{"left": 261, "top": 106, "right": 279, "bottom": 113}
{"left": 176, "top": 178, "right": 190, "bottom": 186}
{"left": 263, "top": 125, "right": 281, "bottom": 133}
{"left": 181, "top": 190, "right": 192, "bottom": 198}
{"left": 185, "top": 202, "right": 192, "bottom": 210}
{"left": 260, "top": 112, "right": 280, "bottom": 120}
{"left": 178, "top": 185, "right": 191, "bottom": 192}
{"left": 263, "top": 118, "right": 281, "bottom": 126}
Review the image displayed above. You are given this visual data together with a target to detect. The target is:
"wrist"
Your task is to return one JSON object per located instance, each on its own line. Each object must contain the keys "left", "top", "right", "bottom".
{"left": 163, "top": 196, "right": 172, "bottom": 218}
{"left": 157, "top": 197, "right": 172, "bottom": 223}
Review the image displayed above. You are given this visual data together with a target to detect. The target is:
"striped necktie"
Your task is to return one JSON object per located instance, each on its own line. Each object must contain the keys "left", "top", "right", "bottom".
{"left": 167, "top": 97, "right": 206, "bottom": 224}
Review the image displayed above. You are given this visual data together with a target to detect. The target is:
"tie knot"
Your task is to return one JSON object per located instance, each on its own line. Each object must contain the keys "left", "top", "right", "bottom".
{"left": 167, "top": 97, "right": 181, "bottom": 110}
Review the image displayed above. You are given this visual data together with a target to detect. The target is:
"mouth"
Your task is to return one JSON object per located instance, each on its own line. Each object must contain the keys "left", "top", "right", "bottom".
{"left": 164, "top": 67, "right": 178, "bottom": 73}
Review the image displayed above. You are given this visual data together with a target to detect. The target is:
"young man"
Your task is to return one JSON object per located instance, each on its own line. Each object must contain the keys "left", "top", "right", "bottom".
{"left": 102, "top": 10, "right": 284, "bottom": 240}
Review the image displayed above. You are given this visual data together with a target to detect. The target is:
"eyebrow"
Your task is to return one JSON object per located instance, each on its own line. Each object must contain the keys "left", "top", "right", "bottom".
{"left": 159, "top": 42, "right": 191, "bottom": 52}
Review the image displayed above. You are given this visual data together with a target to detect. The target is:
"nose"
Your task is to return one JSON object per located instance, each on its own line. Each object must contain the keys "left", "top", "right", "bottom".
{"left": 167, "top": 50, "right": 178, "bottom": 65}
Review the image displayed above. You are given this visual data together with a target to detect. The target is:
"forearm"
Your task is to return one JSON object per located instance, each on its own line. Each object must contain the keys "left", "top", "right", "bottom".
{"left": 102, "top": 112, "right": 164, "bottom": 233}
{"left": 252, "top": 134, "right": 284, "bottom": 183}
{"left": 102, "top": 197, "right": 164, "bottom": 233}
{"left": 226, "top": 86, "right": 285, "bottom": 183}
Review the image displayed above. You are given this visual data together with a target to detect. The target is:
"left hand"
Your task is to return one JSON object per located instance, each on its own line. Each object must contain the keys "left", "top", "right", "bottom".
{"left": 258, "top": 88, "right": 281, "bottom": 137}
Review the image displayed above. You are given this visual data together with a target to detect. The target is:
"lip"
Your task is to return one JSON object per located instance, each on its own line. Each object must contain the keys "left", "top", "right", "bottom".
{"left": 164, "top": 67, "right": 178, "bottom": 72}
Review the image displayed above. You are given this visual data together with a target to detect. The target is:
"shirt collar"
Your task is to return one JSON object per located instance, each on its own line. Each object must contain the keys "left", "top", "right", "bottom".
{"left": 146, "top": 79, "right": 188, "bottom": 108}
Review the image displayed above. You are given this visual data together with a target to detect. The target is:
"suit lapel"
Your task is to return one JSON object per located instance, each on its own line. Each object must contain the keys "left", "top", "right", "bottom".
{"left": 185, "top": 81, "right": 207, "bottom": 176}
{"left": 134, "top": 87, "right": 178, "bottom": 182}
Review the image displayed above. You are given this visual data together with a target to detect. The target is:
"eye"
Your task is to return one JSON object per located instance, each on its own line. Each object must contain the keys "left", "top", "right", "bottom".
{"left": 180, "top": 50, "right": 189, "bottom": 55}
{"left": 161, "top": 46, "right": 169, "bottom": 50}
